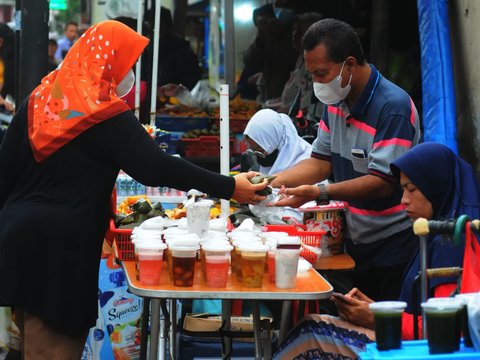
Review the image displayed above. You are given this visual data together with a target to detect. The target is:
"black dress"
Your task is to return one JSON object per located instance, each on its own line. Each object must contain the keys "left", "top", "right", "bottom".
{"left": 0, "top": 99, "right": 235, "bottom": 335}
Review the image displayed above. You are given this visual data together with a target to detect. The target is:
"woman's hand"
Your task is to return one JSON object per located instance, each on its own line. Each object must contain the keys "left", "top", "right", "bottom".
{"left": 271, "top": 185, "right": 320, "bottom": 208}
{"left": 331, "top": 289, "right": 375, "bottom": 329}
{"left": 232, "top": 171, "right": 268, "bottom": 204}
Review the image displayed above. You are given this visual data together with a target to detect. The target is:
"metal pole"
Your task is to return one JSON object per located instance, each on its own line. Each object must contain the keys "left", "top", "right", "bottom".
{"left": 420, "top": 235, "right": 428, "bottom": 339}
{"left": 149, "top": 0, "right": 161, "bottom": 126}
{"left": 135, "top": 0, "right": 144, "bottom": 120}
{"left": 253, "top": 301, "right": 262, "bottom": 360}
{"left": 149, "top": 299, "right": 161, "bottom": 360}
{"left": 219, "top": 84, "right": 230, "bottom": 218}
{"left": 14, "top": 0, "right": 20, "bottom": 109}
{"left": 222, "top": 0, "right": 235, "bottom": 91}
{"left": 221, "top": 300, "right": 232, "bottom": 359}
{"left": 19, "top": 0, "right": 49, "bottom": 102}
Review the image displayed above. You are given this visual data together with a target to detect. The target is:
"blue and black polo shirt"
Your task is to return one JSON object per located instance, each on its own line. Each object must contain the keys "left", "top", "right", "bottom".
{"left": 312, "top": 64, "right": 421, "bottom": 246}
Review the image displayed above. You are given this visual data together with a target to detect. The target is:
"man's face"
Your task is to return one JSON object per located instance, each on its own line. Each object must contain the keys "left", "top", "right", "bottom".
{"left": 304, "top": 44, "right": 346, "bottom": 86}
{"left": 65, "top": 24, "right": 78, "bottom": 41}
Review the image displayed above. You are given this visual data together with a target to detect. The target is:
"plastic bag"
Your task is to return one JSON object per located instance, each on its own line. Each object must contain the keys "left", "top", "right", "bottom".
{"left": 467, "top": 292, "right": 480, "bottom": 351}
{"left": 461, "top": 223, "right": 480, "bottom": 293}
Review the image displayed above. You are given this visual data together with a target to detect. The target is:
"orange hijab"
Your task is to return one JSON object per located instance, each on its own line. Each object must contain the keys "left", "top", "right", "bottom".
{"left": 28, "top": 20, "right": 149, "bottom": 162}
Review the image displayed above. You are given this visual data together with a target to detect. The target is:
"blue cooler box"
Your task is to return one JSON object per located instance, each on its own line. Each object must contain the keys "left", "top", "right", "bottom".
{"left": 359, "top": 340, "right": 480, "bottom": 360}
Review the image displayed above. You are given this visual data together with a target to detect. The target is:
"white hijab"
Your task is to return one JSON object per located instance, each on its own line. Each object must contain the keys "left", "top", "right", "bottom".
{"left": 243, "top": 109, "right": 312, "bottom": 175}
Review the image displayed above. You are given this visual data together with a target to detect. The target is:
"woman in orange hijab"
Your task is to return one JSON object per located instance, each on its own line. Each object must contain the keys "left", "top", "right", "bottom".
{"left": 0, "top": 20, "right": 266, "bottom": 359}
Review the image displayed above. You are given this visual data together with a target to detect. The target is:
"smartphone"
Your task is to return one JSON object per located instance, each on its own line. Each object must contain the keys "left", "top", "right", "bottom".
{"left": 331, "top": 292, "right": 349, "bottom": 303}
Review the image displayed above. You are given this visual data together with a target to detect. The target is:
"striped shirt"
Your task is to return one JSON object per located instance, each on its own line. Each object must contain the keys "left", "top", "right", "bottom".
{"left": 312, "top": 65, "right": 421, "bottom": 245}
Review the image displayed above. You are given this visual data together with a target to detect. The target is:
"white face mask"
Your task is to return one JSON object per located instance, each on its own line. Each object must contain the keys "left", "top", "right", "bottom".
{"left": 116, "top": 69, "right": 135, "bottom": 98}
{"left": 313, "top": 61, "right": 352, "bottom": 105}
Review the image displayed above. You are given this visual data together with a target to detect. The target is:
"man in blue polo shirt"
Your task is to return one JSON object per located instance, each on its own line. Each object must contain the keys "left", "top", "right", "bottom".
{"left": 272, "top": 18, "right": 421, "bottom": 301}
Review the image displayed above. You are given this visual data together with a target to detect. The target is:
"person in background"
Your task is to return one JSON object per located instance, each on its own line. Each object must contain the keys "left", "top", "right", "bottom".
{"left": 278, "top": 12, "right": 324, "bottom": 142}
{"left": 54, "top": 21, "right": 78, "bottom": 63}
{"left": 0, "top": 23, "right": 14, "bottom": 111}
{"left": 0, "top": 20, "right": 267, "bottom": 359}
{"left": 273, "top": 142, "right": 480, "bottom": 359}
{"left": 47, "top": 39, "right": 58, "bottom": 73}
{"left": 272, "top": 18, "right": 421, "bottom": 301}
{"left": 153, "top": 7, "right": 201, "bottom": 91}
{"left": 243, "top": 108, "right": 312, "bottom": 175}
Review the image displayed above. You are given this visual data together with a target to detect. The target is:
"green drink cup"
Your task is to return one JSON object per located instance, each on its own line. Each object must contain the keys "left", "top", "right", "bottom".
{"left": 422, "top": 299, "right": 462, "bottom": 354}
{"left": 369, "top": 301, "right": 407, "bottom": 350}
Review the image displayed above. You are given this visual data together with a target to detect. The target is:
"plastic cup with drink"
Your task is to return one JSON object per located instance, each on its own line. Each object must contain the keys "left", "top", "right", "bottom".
{"left": 169, "top": 240, "right": 200, "bottom": 287}
{"left": 422, "top": 297, "right": 462, "bottom": 353}
{"left": 275, "top": 236, "right": 302, "bottom": 289}
{"left": 202, "top": 242, "right": 233, "bottom": 288}
{"left": 135, "top": 241, "right": 167, "bottom": 286}
{"left": 238, "top": 243, "right": 269, "bottom": 288}
{"left": 369, "top": 301, "right": 407, "bottom": 351}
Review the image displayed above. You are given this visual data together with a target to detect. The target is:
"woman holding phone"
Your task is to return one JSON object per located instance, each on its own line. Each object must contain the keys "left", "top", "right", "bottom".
{"left": 273, "top": 142, "right": 480, "bottom": 359}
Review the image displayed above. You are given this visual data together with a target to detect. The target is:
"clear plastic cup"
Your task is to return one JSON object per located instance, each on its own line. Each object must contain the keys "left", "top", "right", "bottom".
{"left": 369, "top": 301, "right": 407, "bottom": 350}
{"left": 455, "top": 293, "right": 477, "bottom": 348}
{"left": 238, "top": 243, "right": 269, "bottom": 288}
{"left": 203, "top": 242, "right": 233, "bottom": 288}
{"left": 169, "top": 242, "right": 200, "bottom": 287}
{"left": 421, "top": 299, "right": 463, "bottom": 354}
{"left": 232, "top": 238, "right": 262, "bottom": 283}
{"left": 187, "top": 200, "right": 214, "bottom": 238}
{"left": 165, "top": 236, "right": 200, "bottom": 281}
{"left": 275, "top": 237, "right": 302, "bottom": 289}
{"left": 200, "top": 239, "right": 230, "bottom": 282}
{"left": 267, "top": 249, "right": 276, "bottom": 283}
{"left": 135, "top": 242, "right": 167, "bottom": 286}
{"left": 132, "top": 236, "right": 164, "bottom": 280}
{"left": 425, "top": 297, "right": 463, "bottom": 352}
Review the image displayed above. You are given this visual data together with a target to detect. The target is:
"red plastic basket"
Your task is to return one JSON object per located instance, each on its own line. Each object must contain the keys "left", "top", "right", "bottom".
{"left": 263, "top": 224, "right": 325, "bottom": 264}
{"left": 213, "top": 117, "right": 249, "bottom": 133}
{"left": 109, "top": 219, "right": 135, "bottom": 260}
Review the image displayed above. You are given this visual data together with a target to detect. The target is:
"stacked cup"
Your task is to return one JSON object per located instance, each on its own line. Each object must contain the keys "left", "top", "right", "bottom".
{"left": 275, "top": 236, "right": 302, "bottom": 289}
{"left": 202, "top": 241, "right": 233, "bottom": 288}
{"left": 230, "top": 234, "right": 262, "bottom": 283}
{"left": 164, "top": 233, "right": 200, "bottom": 283}
{"left": 237, "top": 243, "right": 269, "bottom": 288}
{"left": 131, "top": 228, "right": 165, "bottom": 286}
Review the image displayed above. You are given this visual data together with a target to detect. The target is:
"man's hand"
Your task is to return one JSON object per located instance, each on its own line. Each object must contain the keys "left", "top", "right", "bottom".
{"left": 331, "top": 289, "right": 375, "bottom": 329}
{"left": 272, "top": 185, "right": 320, "bottom": 208}
{"left": 232, "top": 171, "right": 268, "bottom": 204}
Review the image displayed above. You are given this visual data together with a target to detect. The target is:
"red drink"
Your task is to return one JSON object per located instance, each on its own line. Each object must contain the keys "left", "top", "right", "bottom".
{"left": 138, "top": 253, "right": 163, "bottom": 285}
{"left": 206, "top": 256, "right": 229, "bottom": 288}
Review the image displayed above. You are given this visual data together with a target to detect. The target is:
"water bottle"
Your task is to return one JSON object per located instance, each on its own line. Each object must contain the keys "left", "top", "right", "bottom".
{"left": 127, "top": 175, "right": 136, "bottom": 196}
{"left": 116, "top": 174, "right": 127, "bottom": 197}
{"left": 136, "top": 181, "right": 146, "bottom": 195}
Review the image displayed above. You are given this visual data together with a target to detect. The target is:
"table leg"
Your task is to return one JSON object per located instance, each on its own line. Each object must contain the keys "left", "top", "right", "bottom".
{"left": 149, "top": 299, "right": 161, "bottom": 360}
{"left": 140, "top": 298, "right": 150, "bottom": 360}
{"left": 170, "top": 299, "right": 177, "bottom": 359}
{"left": 279, "top": 300, "right": 292, "bottom": 344}
{"left": 253, "top": 301, "right": 262, "bottom": 360}
{"left": 159, "top": 300, "right": 167, "bottom": 359}
{"left": 260, "top": 318, "right": 272, "bottom": 360}
{"left": 221, "top": 300, "right": 232, "bottom": 359}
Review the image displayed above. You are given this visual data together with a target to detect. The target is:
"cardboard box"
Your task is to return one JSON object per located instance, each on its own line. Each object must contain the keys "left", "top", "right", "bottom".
{"left": 183, "top": 313, "right": 273, "bottom": 342}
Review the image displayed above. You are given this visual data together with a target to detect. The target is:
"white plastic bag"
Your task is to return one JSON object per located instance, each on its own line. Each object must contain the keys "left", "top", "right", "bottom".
{"left": 467, "top": 292, "right": 480, "bottom": 350}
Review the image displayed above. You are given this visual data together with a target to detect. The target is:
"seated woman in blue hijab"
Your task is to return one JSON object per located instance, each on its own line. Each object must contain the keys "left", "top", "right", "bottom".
{"left": 273, "top": 142, "right": 480, "bottom": 360}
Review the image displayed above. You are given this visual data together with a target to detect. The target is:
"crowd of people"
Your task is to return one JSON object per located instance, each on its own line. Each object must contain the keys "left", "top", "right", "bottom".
{"left": 0, "top": 2, "right": 478, "bottom": 360}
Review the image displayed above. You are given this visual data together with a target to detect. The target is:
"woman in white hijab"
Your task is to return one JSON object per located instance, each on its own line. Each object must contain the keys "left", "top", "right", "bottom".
{"left": 243, "top": 108, "right": 312, "bottom": 175}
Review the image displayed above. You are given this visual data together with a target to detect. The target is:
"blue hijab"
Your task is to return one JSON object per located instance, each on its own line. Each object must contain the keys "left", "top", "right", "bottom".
{"left": 390, "top": 142, "right": 480, "bottom": 312}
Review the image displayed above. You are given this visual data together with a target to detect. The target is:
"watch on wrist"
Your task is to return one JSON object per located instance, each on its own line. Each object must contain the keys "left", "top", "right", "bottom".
{"left": 316, "top": 183, "right": 329, "bottom": 204}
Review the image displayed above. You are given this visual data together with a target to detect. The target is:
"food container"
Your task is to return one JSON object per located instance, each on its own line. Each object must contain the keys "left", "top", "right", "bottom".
{"left": 299, "top": 200, "right": 347, "bottom": 257}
